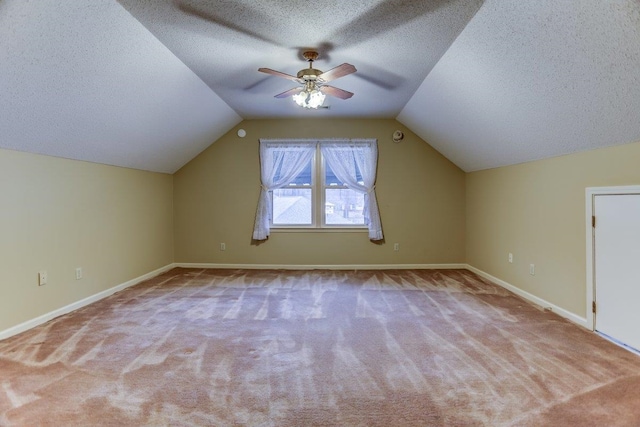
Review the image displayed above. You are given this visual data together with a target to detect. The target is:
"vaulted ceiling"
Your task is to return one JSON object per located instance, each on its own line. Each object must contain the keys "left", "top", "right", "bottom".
{"left": 2, "top": 0, "right": 640, "bottom": 173}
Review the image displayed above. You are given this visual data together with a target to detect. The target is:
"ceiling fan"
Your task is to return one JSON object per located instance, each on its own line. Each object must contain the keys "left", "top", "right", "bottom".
{"left": 258, "top": 51, "right": 356, "bottom": 109}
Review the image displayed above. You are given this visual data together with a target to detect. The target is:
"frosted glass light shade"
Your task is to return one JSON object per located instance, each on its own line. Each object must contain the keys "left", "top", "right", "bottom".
{"left": 292, "top": 88, "right": 326, "bottom": 109}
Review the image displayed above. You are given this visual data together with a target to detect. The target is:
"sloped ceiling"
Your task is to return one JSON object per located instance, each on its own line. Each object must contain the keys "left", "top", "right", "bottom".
{"left": 0, "top": 0, "right": 241, "bottom": 174}
{"left": 398, "top": 0, "right": 640, "bottom": 171}
{"left": 2, "top": 0, "right": 640, "bottom": 173}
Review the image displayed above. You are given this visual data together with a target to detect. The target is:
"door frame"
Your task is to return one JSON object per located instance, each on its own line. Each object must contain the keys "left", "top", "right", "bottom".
{"left": 585, "top": 185, "right": 640, "bottom": 331}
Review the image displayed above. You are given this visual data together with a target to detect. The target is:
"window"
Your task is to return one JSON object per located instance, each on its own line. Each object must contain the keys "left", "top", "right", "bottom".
{"left": 252, "top": 139, "right": 382, "bottom": 241}
{"left": 271, "top": 146, "right": 366, "bottom": 227}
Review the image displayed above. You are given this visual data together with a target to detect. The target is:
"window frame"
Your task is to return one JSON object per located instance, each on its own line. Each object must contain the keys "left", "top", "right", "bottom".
{"left": 270, "top": 145, "right": 367, "bottom": 231}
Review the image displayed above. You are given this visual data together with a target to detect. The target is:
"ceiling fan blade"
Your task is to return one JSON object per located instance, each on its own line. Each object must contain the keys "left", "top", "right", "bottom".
{"left": 175, "top": 1, "right": 278, "bottom": 46}
{"left": 258, "top": 68, "right": 301, "bottom": 83}
{"left": 351, "top": 59, "right": 406, "bottom": 90}
{"left": 329, "top": 0, "right": 472, "bottom": 48}
{"left": 274, "top": 87, "right": 303, "bottom": 99}
{"left": 317, "top": 63, "right": 357, "bottom": 83}
{"left": 321, "top": 85, "right": 354, "bottom": 100}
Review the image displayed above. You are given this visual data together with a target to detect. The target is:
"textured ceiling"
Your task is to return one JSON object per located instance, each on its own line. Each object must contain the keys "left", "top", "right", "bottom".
{"left": 117, "top": 0, "right": 484, "bottom": 119}
{"left": 0, "top": 0, "right": 240, "bottom": 174}
{"left": 398, "top": 0, "right": 640, "bottom": 171}
{"left": 2, "top": 0, "right": 640, "bottom": 173}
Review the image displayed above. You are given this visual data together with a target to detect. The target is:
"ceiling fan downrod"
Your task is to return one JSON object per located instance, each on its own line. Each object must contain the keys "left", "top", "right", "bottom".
{"left": 297, "top": 51, "right": 323, "bottom": 81}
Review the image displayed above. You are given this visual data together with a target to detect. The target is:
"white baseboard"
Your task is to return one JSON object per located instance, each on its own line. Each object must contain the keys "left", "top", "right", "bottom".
{"left": 0, "top": 263, "right": 176, "bottom": 341}
{"left": 465, "top": 264, "right": 588, "bottom": 328}
{"left": 176, "top": 263, "right": 468, "bottom": 270}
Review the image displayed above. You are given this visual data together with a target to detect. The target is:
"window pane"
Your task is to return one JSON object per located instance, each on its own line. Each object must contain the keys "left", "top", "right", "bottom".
{"left": 274, "top": 156, "right": 312, "bottom": 185}
{"left": 325, "top": 188, "right": 365, "bottom": 225}
{"left": 272, "top": 188, "right": 312, "bottom": 225}
{"left": 325, "top": 159, "right": 363, "bottom": 186}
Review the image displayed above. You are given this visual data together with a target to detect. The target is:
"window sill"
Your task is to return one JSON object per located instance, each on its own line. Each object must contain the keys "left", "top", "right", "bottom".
{"left": 271, "top": 227, "right": 368, "bottom": 233}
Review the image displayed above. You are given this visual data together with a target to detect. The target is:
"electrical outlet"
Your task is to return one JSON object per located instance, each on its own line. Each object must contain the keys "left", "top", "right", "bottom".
{"left": 75, "top": 267, "right": 83, "bottom": 280}
{"left": 508, "top": 253, "right": 513, "bottom": 263}
{"left": 529, "top": 264, "right": 535, "bottom": 275}
{"left": 393, "top": 243, "right": 399, "bottom": 251}
{"left": 38, "top": 271, "right": 47, "bottom": 286}
{"left": 220, "top": 243, "right": 226, "bottom": 251}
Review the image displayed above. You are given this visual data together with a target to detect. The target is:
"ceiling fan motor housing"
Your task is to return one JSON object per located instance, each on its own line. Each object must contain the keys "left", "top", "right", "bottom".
{"left": 297, "top": 68, "right": 323, "bottom": 81}
{"left": 298, "top": 50, "right": 324, "bottom": 82}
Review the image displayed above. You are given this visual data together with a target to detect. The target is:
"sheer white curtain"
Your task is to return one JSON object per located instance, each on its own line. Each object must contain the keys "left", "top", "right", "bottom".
{"left": 321, "top": 139, "right": 383, "bottom": 240}
{"left": 252, "top": 140, "right": 316, "bottom": 240}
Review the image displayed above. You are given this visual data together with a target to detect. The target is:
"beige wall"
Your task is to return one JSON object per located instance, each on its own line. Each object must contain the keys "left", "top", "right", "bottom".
{"left": 0, "top": 148, "right": 174, "bottom": 331}
{"left": 174, "top": 118, "right": 466, "bottom": 266}
{"left": 6, "top": 117, "right": 639, "bottom": 333}
{"left": 466, "top": 141, "right": 640, "bottom": 318}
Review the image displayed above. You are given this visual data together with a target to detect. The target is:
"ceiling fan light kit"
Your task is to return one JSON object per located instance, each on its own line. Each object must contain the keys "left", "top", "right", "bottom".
{"left": 292, "top": 86, "right": 326, "bottom": 109}
{"left": 258, "top": 50, "right": 356, "bottom": 110}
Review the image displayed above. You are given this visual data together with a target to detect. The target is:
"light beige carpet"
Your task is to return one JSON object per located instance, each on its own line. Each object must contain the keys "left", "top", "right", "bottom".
{"left": 1, "top": 268, "right": 639, "bottom": 426}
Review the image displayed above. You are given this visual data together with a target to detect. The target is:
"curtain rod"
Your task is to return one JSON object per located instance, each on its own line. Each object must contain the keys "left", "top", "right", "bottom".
{"left": 258, "top": 138, "right": 376, "bottom": 143}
